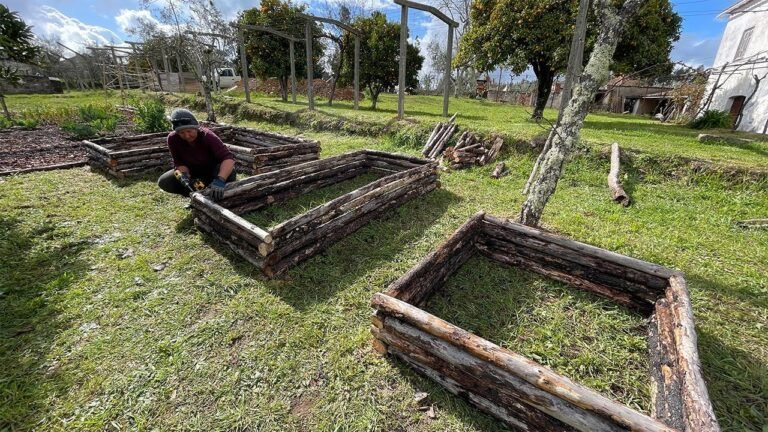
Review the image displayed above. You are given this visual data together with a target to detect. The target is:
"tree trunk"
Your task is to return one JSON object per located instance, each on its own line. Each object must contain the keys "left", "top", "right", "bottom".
{"left": 0, "top": 95, "right": 10, "bottom": 120}
{"left": 531, "top": 61, "right": 555, "bottom": 121}
{"left": 520, "top": 0, "right": 645, "bottom": 227}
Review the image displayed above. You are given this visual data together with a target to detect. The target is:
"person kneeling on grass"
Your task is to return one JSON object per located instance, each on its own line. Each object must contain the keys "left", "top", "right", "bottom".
{"left": 157, "top": 108, "right": 235, "bottom": 202}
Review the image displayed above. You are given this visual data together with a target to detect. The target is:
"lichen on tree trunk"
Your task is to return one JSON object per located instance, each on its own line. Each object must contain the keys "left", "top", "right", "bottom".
{"left": 519, "top": 0, "right": 645, "bottom": 226}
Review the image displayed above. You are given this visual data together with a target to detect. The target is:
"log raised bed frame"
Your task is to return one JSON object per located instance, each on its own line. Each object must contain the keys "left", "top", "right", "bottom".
{"left": 191, "top": 150, "right": 439, "bottom": 278}
{"left": 82, "top": 125, "right": 320, "bottom": 178}
{"left": 371, "top": 212, "right": 719, "bottom": 432}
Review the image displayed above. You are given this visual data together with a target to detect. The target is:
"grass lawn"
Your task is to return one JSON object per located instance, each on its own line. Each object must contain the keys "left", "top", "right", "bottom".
{"left": 0, "top": 91, "right": 767, "bottom": 431}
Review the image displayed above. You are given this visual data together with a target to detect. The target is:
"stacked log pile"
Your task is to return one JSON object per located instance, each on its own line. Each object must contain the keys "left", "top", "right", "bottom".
{"left": 371, "top": 212, "right": 719, "bottom": 431}
{"left": 192, "top": 150, "right": 438, "bottom": 278}
{"left": 443, "top": 133, "right": 504, "bottom": 169}
{"left": 422, "top": 114, "right": 458, "bottom": 159}
{"left": 219, "top": 126, "right": 321, "bottom": 175}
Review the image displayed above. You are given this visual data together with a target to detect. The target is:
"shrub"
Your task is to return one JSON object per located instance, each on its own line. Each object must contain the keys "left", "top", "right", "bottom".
{"left": 133, "top": 98, "right": 169, "bottom": 133}
{"left": 689, "top": 110, "right": 733, "bottom": 130}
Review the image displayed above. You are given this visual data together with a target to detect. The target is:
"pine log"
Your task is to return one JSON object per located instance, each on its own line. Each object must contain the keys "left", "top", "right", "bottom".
{"left": 191, "top": 193, "right": 273, "bottom": 244}
{"left": 223, "top": 151, "right": 367, "bottom": 196}
{"left": 194, "top": 217, "right": 266, "bottom": 268}
{"left": 665, "top": 275, "right": 720, "bottom": 431}
{"left": 228, "top": 167, "right": 368, "bottom": 214}
{"left": 480, "top": 221, "right": 668, "bottom": 291}
{"left": 267, "top": 175, "right": 437, "bottom": 263}
{"left": 265, "top": 181, "right": 437, "bottom": 277}
{"left": 271, "top": 165, "right": 435, "bottom": 239}
{"left": 371, "top": 293, "right": 675, "bottom": 432}
{"left": 609, "top": 143, "right": 631, "bottom": 207}
{"left": 383, "top": 211, "right": 484, "bottom": 304}
{"left": 491, "top": 162, "right": 508, "bottom": 179}
{"left": 648, "top": 299, "right": 685, "bottom": 430}
{"left": 378, "top": 317, "right": 623, "bottom": 431}
{"left": 481, "top": 215, "right": 675, "bottom": 279}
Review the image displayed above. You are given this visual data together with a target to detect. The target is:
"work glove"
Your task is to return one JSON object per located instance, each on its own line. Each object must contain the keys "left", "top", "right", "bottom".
{"left": 209, "top": 176, "right": 226, "bottom": 202}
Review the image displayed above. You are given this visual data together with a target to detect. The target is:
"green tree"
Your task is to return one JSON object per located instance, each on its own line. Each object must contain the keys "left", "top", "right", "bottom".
{"left": 0, "top": 4, "right": 41, "bottom": 120}
{"left": 240, "top": 0, "right": 325, "bottom": 102}
{"left": 338, "top": 12, "right": 424, "bottom": 109}
{"left": 457, "top": 0, "right": 681, "bottom": 120}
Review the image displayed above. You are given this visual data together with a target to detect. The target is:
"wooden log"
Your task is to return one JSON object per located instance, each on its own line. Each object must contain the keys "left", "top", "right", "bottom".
{"left": 268, "top": 174, "right": 437, "bottom": 263}
{"left": 194, "top": 217, "right": 266, "bottom": 268}
{"left": 609, "top": 143, "right": 631, "bottom": 207}
{"left": 272, "top": 165, "right": 435, "bottom": 239}
{"left": 481, "top": 215, "right": 675, "bottom": 279}
{"left": 220, "top": 160, "right": 367, "bottom": 207}
{"left": 228, "top": 167, "right": 368, "bottom": 215}
{"left": 223, "top": 151, "right": 367, "bottom": 196}
{"left": 665, "top": 275, "right": 720, "bottom": 431}
{"left": 480, "top": 220, "right": 669, "bottom": 291}
{"left": 265, "top": 181, "right": 438, "bottom": 277}
{"left": 379, "top": 317, "right": 627, "bottom": 431}
{"left": 423, "top": 123, "right": 445, "bottom": 156}
{"left": 491, "top": 162, "right": 508, "bottom": 179}
{"left": 476, "top": 241, "right": 653, "bottom": 316}
{"left": 190, "top": 193, "right": 273, "bottom": 244}
{"left": 382, "top": 211, "right": 483, "bottom": 304}
{"left": 648, "top": 299, "right": 685, "bottom": 430}
{"left": 363, "top": 150, "right": 432, "bottom": 166}
{"left": 371, "top": 293, "right": 675, "bottom": 432}
{"left": 379, "top": 328, "right": 580, "bottom": 430}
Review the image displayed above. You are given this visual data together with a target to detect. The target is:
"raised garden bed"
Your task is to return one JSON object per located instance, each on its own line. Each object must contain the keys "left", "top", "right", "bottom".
{"left": 82, "top": 126, "right": 320, "bottom": 178}
{"left": 191, "top": 150, "right": 439, "bottom": 278}
{"left": 371, "top": 212, "right": 719, "bottom": 432}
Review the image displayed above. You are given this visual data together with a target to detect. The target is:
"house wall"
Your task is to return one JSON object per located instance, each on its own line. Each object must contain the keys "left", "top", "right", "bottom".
{"left": 705, "top": 0, "right": 768, "bottom": 133}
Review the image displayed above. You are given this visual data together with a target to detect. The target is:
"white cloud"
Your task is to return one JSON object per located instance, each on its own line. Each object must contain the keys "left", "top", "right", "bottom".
{"left": 670, "top": 33, "right": 722, "bottom": 68}
{"left": 27, "top": 6, "right": 122, "bottom": 55}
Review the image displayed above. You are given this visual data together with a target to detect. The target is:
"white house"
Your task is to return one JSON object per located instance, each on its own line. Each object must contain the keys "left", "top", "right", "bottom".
{"left": 704, "top": 0, "right": 768, "bottom": 133}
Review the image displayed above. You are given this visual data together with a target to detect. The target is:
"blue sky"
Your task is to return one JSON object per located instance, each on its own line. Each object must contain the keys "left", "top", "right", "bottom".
{"left": 4, "top": 0, "right": 735, "bottom": 74}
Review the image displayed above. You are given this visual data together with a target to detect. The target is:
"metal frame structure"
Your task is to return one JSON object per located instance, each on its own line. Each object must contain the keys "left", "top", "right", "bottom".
{"left": 297, "top": 13, "right": 361, "bottom": 110}
{"left": 394, "top": 0, "right": 458, "bottom": 118}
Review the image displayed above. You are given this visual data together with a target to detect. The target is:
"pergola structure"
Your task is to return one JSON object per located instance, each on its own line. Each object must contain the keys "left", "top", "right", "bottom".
{"left": 394, "top": 0, "right": 458, "bottom": 118}
{"left": 233, "top": 24, "right": 303, "bottom": 104}
{"left": 297, "top": 13, "right": 361, "bottom": 110}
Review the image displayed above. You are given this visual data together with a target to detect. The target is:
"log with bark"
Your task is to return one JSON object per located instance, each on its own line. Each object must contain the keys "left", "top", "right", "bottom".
{"left": 443, "top": 133, "right": 505, "bottom": 169}
{"left": 608, "top": 143, "right": 631, "bottom": 206}
{"left": 422, "top": 113, "right": 459, "bottom": 159}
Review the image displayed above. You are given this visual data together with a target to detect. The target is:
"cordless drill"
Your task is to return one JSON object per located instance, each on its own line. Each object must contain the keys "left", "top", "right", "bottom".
{"left": 174, "top": 169, "right": 205, "bottom": 193}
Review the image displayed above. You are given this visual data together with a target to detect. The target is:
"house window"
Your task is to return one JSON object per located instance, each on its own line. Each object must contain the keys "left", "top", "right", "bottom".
{"left": 734, "top": 27, "right": 754, "bottom": 60}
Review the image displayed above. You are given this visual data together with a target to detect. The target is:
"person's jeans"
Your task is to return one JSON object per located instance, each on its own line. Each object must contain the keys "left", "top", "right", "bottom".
{"left": 157, "top": 164, "right": 236, "bottom": 197}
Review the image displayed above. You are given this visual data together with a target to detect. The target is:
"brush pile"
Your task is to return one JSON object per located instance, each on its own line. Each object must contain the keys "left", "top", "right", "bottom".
{"left": 443, "top": 133, "right": 504, "bottom": 170}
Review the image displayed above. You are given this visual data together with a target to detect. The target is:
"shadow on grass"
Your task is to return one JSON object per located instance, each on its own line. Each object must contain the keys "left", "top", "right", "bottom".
{"left": 696, "top": 330, "right": 768, "bottom": 431}
{"left": 182, "top": 186, "right": 459, "bottom": 309}
{"left": 0, "top": 215, "right": 90, "bottom": 430}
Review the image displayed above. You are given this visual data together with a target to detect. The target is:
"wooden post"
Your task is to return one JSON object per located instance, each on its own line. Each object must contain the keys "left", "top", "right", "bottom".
{"left": 110, "top": 47, "right": 125, "bottom": 90}
{"left": 238, "top": 28, "right": 251, "bottom": 103}
{"left": 354, "top": 36, "right": 360, "bottom": 110}
{"left": 305, "top": 21, "right": 314, "bottom": 111}
{"left": 398, "top": 4, "right": 408, "bottom": 119}
{"left": 442, "top": 25, "right": 454, "bottom": 117}
{"left": 289, "top": 40, "right": 297, "bottom": 104}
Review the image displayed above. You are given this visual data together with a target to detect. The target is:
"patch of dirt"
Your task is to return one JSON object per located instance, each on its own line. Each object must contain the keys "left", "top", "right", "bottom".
{"left": 0, "top": 126, "right": 85, "bottom": 172}
{"left": 0, "top": 121, "right": 146, "bottom": 173}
